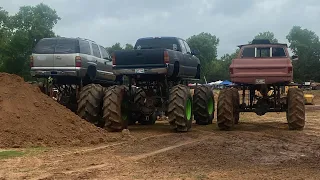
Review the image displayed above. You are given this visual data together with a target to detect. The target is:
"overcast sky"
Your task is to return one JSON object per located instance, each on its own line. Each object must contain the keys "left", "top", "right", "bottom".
{"left": 2, "top": 0, "right": 320, "bottom": 57}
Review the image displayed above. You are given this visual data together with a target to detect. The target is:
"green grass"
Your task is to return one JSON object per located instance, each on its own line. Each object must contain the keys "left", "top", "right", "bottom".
{"left": 0, "top": 150, "right": 25, "bottom": 159}
{"left": 0, "top": 146, "right": 48, "bottom": 160}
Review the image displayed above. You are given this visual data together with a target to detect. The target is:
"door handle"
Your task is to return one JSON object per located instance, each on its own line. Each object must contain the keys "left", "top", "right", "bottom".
{"left": 56, "top": 56, "right": 61, "bottom": 59}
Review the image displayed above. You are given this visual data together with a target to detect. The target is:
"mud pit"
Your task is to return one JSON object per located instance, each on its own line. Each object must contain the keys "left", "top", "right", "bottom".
{"left": 0, "top": 75, "right": 319, "bottom": 179}
{"left": 1, "top": 110, "right": 320, "bottom": 179}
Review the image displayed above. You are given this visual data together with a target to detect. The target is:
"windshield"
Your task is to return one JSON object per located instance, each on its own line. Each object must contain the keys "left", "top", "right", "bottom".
{"left": 241, "top": 47, "right": 287, "bottom": 58}
{"left": 134, "top": 38, "right": 179, "bottom": 50}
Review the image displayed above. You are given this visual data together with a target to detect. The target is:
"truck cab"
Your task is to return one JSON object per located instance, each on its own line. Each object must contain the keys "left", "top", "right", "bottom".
{"left": 229, "top": 39, "right": 296, "bottom": 85}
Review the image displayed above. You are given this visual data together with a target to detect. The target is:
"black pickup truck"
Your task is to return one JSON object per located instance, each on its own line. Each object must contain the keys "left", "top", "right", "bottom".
{"left": 112, "top": 37, "right": 200, "bottom": 79}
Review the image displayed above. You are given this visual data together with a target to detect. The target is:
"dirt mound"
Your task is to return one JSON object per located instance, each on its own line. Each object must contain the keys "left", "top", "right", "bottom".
{"left": 0, "top": 73, "right": 118, "bottom": 148}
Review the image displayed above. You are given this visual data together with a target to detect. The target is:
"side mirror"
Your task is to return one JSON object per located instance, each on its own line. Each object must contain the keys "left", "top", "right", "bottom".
{"left": 291, "top": 55, "right": 298, "bottom": 61}
{"left": 191, "top": 49, "right": 200, "bottom": 56}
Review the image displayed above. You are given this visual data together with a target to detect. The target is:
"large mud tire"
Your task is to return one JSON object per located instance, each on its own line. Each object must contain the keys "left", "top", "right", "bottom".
{"left": 102, "top": 85, "right": 129, "bottom": 132}
{"left": 231, "top": 88, "right": 240, "bottom": 124}
{"left": 217, "top": 88, "right": 234, "bottom": 130}
{"left": 128, "top": 87, "right": 144, "bottom": 125}
{"left": 77, "top": 84, "right": 104, "bottom": 127}
{"left": 193, "top": 86, "right": 215, "bottom": 125}
{"left": 168, "top": 85, "right": 193, "bottom": 132}
{"left": 132, "top": 88, "right": 157, "bottom": 125}
{"left": 286, "top": 88, "right": 305, "bottom": 130}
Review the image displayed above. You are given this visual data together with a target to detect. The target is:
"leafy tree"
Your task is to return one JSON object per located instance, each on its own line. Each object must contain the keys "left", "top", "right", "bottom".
{"left": 286, "top": 26, "right": 320, "bottom": 82}
{"left": 124, "top": 43, "right": 134, "bottom": 50}
{"left": 106, "top": 43, "right": 134, "bottom": 54}
{"left": 0, "top": 3, "right": 60, "bottom": 79}
{"left": 250, "top": 31, "right": 278, "bottom": 43}
{"left": 186, "top": 32, "right": 219, "bottom": 81}
{"left": 106, "top": 42, "right": 123, "bottom": 54}
{"left": 0, "top": 7, "right": 10, "bottom": 71}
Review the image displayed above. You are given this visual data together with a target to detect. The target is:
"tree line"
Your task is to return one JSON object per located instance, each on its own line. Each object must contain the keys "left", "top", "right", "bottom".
{"left": 1, "top": 3, "right": 319, "bottom": 83}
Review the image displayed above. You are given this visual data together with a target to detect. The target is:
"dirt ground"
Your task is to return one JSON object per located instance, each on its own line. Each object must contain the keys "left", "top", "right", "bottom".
{"left": 0, "top": 73, "right": 117, "bottom": 148}
{"left": 1, "top": 93, "right": 320, "bottom": 180}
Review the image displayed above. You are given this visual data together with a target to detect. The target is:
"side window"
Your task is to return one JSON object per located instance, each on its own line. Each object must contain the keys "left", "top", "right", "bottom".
{"left": 92, "top": 43, "right": 101, "bottom": 58}
{"left": 79, "top": 40, "right": 91, "bottom": 55}
{"left": 183, "top": 41, "right": 191, "bottom": 54}
{"left": 99, "top": 45, "right": 110, "bottom": 59}
{"left": 178, "top": 39, "right": 187, "bottom": 54}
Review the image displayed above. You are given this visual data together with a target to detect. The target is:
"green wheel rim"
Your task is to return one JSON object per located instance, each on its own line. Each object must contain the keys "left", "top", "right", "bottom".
{"left": 121, "top": 101, "right": 128, "bottom": 121}
{"left": 186, "top": 98, "right": 192, "bottom": 121}
{"left": 207, "top": 97, "right": 214, "bottom": 115}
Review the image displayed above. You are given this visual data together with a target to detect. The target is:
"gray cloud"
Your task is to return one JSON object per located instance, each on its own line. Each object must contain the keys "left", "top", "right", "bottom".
{"left": 2, "top": 0, "right": 320, "bottom": 57}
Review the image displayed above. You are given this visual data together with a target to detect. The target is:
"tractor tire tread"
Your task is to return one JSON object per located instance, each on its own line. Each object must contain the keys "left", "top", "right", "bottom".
{"left": 77, "top": 84, "right": 104, "bottom": 126}
{"left": 168, "top": 84, "right": 192, "bottom": 132}
{"left": 193, "top": 85, "right": 215, "bottom": 125}
{"left": 287, "top": 88, "right": 305, "bottom": 130}
{"left": 102, "top": 85, "right": 127, "bottom": 131}
{"left": 217, "top": 88, "right": 234, "bottom": 130}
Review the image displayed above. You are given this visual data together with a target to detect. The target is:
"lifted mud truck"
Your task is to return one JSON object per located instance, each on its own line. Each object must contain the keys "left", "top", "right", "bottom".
{"left": 102, "top": 36, "right": 215, "bottom": 132}
{"left": 30, "top": 37, "right": 122, "bottom": 120}
{"left": 218, "top": 39, "right": 305, "bottom": 130}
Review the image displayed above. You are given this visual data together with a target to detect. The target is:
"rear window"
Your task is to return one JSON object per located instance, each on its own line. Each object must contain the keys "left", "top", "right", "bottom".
{"left": 33, "top": 38, "right": 80, "bottom": 54}
{"left": 33, "top": 39, "right": 56, "bottom": 54}
{"left": 241, "top": 47, "right": 287, "bottom": 58}
{"left": 134, "top": 38, "right": 179, "bottom": 50}
{"left": 241, "top": 47, "right": 255, "bottom": 58}
{"left": 272, "top": 47, "right": 286, "bottom": 57}
{"left": 55, "top": 39, "right": 78, "bottom": 54}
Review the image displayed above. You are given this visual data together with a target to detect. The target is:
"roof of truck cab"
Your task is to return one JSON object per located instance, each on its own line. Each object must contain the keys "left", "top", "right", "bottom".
{"left": 238, "top": 43, "right": 288, "bottom": 48}
{"left": 39, "top": 37, "right": 96, "bottom": 43}
{"left": 137, "top": 36, "right": 182, "bottom": 40}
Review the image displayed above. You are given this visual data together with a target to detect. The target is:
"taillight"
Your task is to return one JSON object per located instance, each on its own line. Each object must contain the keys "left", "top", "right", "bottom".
{"left": 75, "top": 56, "right": 82, "bottom": 67}
{"left": 30, "top": 55, "right": 34, "bottom": 67}
{"left": 112, "top": 53, "right": 116, "bottom": 65}
{"left": 164, "top": 51, "right": 169, "bottom": 64}
{"left": 229, "top": 67, "right": 233, "bottom": 74}
{"left": 288, "top": 67, "right": 293, "bottom": 73}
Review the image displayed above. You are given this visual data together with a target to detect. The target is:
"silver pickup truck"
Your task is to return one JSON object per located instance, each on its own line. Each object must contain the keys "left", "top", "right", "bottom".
{"left": 30, "top": 37, "right": 116, "bottom": 84}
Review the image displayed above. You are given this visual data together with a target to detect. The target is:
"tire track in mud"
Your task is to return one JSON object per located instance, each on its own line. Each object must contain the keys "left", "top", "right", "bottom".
{"left": 125, "top": 136, "right": 211, "bottom": 161}
{"left": 29, "top": 131, "right": 207, "bottom": 179}
{"left": 43, "top": 132, "right": 175, "bottom": 159}
{"left": 39, "top": 135, "right": 210, "bottom": 179}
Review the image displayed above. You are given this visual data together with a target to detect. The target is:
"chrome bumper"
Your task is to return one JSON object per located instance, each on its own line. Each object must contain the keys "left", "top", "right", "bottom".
{"left": 30, "top": 67, "right": 86, "bottom": 77}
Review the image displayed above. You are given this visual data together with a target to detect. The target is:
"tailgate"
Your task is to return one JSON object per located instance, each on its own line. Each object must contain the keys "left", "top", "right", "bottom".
{"left": 53, "top": 38, "right": 78, "bottom": 67}
{"left": 32, "top": 38, "right": 56, "bottom": 67}
{"left": 231, "top": 58, "right": 291, "bottom": 76}
{"left": 114, "top": 49, "right": 165, "bottom": 67}
{"left": 32, "top": 54, "right": 54, "bottom": 67}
